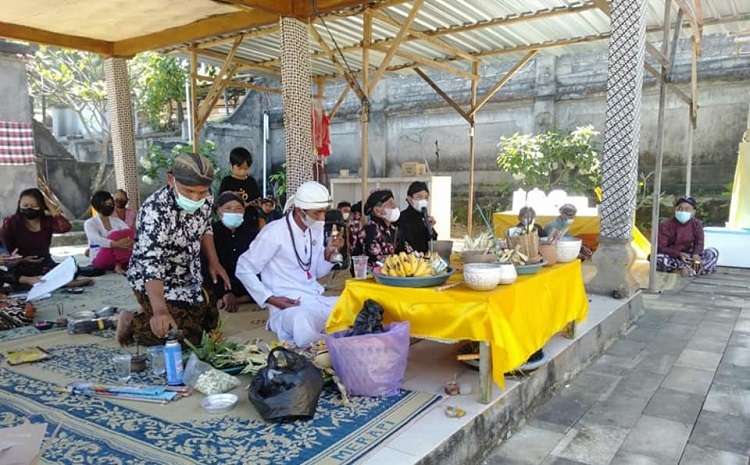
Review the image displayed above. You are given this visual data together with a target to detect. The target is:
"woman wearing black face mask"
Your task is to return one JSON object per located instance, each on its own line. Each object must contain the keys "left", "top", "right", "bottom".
{"left": 1, "top": 188, "right": 71, "bottom": 287}
{"left": 83, "top": 191, "right": 134, "bottom": 273}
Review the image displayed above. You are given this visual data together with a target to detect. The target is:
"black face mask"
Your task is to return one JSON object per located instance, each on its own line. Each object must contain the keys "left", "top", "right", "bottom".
{"left": 20, "top": 208, "right": 43, "bottom": 220}
{"left": 114, "top": 200, "right": 127, "bottom": 209}
{"left": 100, "top": 205, "right": 115, "bottom": 216}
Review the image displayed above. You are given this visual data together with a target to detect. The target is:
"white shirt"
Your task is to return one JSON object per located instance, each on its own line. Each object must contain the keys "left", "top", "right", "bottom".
{"left": 236, "top": 212, "right": 334, "bottom": 307}
{"left": 83, "top": 215, "right": 130, "bottom": 260}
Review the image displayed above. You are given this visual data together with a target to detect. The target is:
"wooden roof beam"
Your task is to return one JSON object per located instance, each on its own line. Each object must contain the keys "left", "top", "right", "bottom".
{"left": 372, "top": 10, "right": 478, "bottom": 62}
{"left": 0, "top": 22, "right": 113, "bottom": 55}
{"left": 193, "top": 73, "right": 281, "bottom": 93}
{"left": 196, "top": 26, "right": 280, "bottom": 50}
{"left": 212, "top": 0, "right": 294, "bottom": 16}
{"left": 673, "top": 0, "right": 701, "bottom": 52}
{"left": 310, "top": 24, "right": 366, "bottom": 102}
{"left": 112, "top": 10, "right": 279, "bottom": 56}
{"left": 644, "top": 62, "right": 692, "bottom": 105}
{"left": 328, "top": 86, "right": 351, "bottom": 119}
{"left": 427, "top": 3, "right": 598, "bottom": 38}
{"left": 413, "top": 67, "right": 471, "bottom": 123}
{"left": 195, "top": 48, "right": 280, "bottom": 74}
{"left": 368, "top": 0, "right": 425, "bottom": 93}
{"left": 470, "top": 50, "right": 536, "bottom": 117}
{"left": 215, "top": 0, "right": 375, "bottom": 18}
{"left": 258, "top": 3, "right": 593, "bottom": 68}
{"left": 371, "top": 43, "right": 474, "bottom": 80}
{"left": 197, "top": 36, "right": 242, "bottom": 126}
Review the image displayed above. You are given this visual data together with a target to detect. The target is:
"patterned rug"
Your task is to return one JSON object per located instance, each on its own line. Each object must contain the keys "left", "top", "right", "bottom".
{"left": 0, "top": 340, "right": 440, "bottom": 465}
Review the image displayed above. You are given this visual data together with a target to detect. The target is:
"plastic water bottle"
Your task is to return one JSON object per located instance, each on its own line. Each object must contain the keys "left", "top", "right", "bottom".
{"left": 164, "top": 330, "right": 183, "bottom": 385}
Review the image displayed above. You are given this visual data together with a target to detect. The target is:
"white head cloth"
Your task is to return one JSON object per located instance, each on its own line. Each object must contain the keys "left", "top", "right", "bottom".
{"left": 283, "top": 181, "right": 332, "bottom": 212}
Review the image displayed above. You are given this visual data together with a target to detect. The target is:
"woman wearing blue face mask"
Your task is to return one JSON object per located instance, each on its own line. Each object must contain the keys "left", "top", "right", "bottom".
{"left": 654, "top": 196, "right": 719, "bottom": 277}
{"left": 119, "top": 153, "right": 231, "bottom": 347}
{"left": 201, "top": 191, "right": 259, "bottom": 312}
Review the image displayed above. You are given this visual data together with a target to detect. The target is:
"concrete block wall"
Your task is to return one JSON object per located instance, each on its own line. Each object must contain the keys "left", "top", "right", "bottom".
{"left": 0, "top": 47, "right": 38, "bottom": 220}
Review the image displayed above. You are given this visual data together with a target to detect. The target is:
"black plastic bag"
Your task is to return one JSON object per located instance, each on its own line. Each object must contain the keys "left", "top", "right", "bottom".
{"left": 248, "top": 347, "right": 323, "bottom": 422}
{"left": 350, "top": 299, "right": 384, "bottom": 336}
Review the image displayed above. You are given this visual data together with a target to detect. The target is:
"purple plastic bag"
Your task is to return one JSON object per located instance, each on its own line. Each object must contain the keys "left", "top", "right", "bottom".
{"left": 325, "top": 321, "right": 411, "bottom": 397}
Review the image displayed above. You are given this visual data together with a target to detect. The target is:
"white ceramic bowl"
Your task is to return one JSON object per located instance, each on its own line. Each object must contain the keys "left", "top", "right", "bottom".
{"left": 555, "top": 238, "right": 582, "bottom": 262}
{"left": 496, "top": 263, "right": 518, "bottom": 284}
{"left": 463, "top": 263, "right": 517, "bottom": 290}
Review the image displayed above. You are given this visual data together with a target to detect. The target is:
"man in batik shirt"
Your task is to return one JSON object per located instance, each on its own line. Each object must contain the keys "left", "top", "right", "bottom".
{"left": 118, "top": 153, "right": 230, "bottom": 346}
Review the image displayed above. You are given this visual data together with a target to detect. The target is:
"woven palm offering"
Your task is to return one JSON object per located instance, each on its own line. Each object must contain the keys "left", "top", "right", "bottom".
{"left": 505, "top": 229, "right": 541, "bottom": 264}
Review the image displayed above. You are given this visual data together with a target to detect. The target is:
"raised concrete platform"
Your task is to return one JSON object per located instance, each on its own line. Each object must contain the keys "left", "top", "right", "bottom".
{"left": 361, "top": 292, "right": 644, "bottom": 464}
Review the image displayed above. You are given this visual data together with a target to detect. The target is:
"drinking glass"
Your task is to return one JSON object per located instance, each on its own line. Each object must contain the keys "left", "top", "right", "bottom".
{"left": 148, "top": 346, "right": 166, "bottom": 376}
{"left": 113, "top": 354, "right": 132, "bottom": 383}
{"left": 352, "top": 255, "right": 368, "bottom": 279}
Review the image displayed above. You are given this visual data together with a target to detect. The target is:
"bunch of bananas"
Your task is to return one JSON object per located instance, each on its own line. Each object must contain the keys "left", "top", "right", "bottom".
{"left": 381, "top": 252, "right": 437, "bottom": 277}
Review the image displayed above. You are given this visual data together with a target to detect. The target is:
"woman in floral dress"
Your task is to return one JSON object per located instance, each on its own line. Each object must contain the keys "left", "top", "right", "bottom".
{"left": 352, "top": 189, "right": 412, "bottom": 267}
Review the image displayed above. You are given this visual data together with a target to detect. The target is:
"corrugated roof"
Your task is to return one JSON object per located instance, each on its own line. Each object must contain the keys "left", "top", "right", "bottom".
{"left": 175, "top": 0, "right": 750, "bottom": 81}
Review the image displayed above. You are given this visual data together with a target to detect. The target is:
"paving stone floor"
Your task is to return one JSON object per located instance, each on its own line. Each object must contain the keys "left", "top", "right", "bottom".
{"left": 483, "top": 267, "right": 750, "bottom": 465}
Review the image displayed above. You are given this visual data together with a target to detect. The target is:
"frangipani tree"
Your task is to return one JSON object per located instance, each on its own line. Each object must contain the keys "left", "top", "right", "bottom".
{"left": 496, "top": 125, "right": 601, "bottom": 196}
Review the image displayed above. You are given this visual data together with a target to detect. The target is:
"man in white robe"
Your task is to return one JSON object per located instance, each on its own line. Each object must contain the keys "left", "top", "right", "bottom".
{"left": 235, "top": 181, "right": 344, "bottom": 347}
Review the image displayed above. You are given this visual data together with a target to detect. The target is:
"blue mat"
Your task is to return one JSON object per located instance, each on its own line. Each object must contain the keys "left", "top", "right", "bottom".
{"left": 0, "top": 344, "right": 441, "bottom": 464}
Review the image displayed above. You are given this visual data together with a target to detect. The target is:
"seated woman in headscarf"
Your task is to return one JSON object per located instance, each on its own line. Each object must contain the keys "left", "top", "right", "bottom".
{"left": 83, "top": 190, "right": 134, "bottom": 274}
{"left": 201, "top": 191, "right": 259, "bottom": 312}
{"left": 654, "top": 196, "right": 719, "bottom": 277}
{"left": 352, "top": 189, "right": 412, "bottom": 267}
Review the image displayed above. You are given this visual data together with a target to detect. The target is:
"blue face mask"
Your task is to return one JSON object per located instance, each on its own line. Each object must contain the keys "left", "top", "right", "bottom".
{"left": 174, "top": 188, "right": 206, "bottom": 214}
{"left": 675, "top": 211, "right": 692, "bottom": 224}
{"left": 221, "top": 212, "right": 244, "bottom": 229}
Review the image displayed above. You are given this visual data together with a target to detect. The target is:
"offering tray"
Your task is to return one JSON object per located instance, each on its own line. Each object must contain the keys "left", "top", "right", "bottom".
{"left": 514, "top": 259, "right": 547, "bottom": 275}
{"left": 373, "top": 268, "right": 455, "bottom": 288}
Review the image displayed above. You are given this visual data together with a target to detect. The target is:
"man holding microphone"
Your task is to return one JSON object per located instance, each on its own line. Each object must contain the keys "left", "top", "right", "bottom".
{"left": 397, "top": 181, "right": 437, "bottom": 254}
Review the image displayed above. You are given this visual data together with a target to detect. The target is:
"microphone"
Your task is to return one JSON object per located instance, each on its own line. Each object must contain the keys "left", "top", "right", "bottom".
{"left": 421, "top": 207, "right": 433, "bottom": 237}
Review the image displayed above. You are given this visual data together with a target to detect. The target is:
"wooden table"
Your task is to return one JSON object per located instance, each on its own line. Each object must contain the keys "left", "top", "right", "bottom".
{"left": 326, "top": 261, "right": 589, "bottom": 403}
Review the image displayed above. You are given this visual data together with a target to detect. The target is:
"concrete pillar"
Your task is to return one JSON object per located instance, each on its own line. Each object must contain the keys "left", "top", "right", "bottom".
{"left": 0, "top": 43, "right": 38, "bottom": 220}
{"left": 588, "top": 0, "right": 647, "bottom": 296}
{"left": 279, "top": 17, "right": 314, "bottom": 196}
{"left": 104, "top": 58, "right": 140, "bottom": 207}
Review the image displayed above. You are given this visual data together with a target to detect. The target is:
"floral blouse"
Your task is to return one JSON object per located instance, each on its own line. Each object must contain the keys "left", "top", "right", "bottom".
{"left": 352, "top": 216, "right": 412, "bottom": 266}
{"left": 127, "top": 186, "right": 213, "bottom": 303}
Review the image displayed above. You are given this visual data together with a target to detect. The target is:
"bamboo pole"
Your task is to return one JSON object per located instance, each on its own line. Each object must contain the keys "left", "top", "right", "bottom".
{"left": 648, "top": 0, "right": 672, "bottom": 293}
{"left": 686, "top": 113, "right": 694, "bottom": 196}
{"left": 468, "top": 61, "right": 479, "bottom": 237}
{"left": 189, "top": 47, "right": 199, "bottom": 152}
{"left": 361, "top": 9, "right": 371, "bottom": 220}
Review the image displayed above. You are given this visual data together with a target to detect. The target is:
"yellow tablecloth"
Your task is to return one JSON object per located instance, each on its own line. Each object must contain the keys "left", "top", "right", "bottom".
{"left": 492, "top": 212, "right": 651, "bottom": 258}
{"left": 326, "top": 261, "right": 589, "bottom": 388}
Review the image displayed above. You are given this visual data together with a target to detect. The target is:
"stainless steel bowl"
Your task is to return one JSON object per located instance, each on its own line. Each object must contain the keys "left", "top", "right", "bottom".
{"left": 68, "top": 311, "right": 96, "bottom": 321}
{"left": 201, "top": 393, "right": 238, "bottom": 414}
